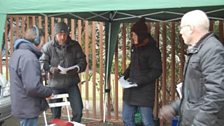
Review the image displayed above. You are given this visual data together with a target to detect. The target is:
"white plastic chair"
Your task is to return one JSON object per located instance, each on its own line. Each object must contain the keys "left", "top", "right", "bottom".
{"left": 43, "top": 93, "right": 85, "bottom": 126}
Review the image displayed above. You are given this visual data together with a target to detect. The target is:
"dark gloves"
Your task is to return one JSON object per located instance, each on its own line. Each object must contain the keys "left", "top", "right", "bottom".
{"left": 49, "top": 67, "right": 60, "bottom": 74}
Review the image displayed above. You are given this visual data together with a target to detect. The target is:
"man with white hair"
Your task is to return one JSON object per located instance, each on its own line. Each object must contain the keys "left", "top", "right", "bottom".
{"left": 159, "top": 10, "right": 224, "bottom": 126}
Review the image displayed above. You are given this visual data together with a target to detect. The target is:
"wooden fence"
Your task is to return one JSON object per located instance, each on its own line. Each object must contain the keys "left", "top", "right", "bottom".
{"left": 0, "top": 15, "right": 223, "bottom": 125}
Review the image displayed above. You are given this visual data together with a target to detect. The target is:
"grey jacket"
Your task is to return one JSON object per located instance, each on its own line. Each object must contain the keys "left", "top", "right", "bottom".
{"left": 40, "top": 36, "right": 87, "bottom": 89}
{"left": 9, "top": 39, "right": 53, "bottom": 119}
{"left": 171, "top": 33, "right": 224, "bottom": 126}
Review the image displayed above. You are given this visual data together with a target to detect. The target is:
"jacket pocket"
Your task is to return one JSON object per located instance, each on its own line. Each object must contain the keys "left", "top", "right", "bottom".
{"left": 181, "top": 101, "right": 201, "bottom": 125}
{"left": 189, "top": 57, "right": 200, "bottom": 69}
{"left": 40, "top": 99, "right": 49, "bottom": 112}
{"left": 187, "top": 57, "right": 204, "bottom": 102}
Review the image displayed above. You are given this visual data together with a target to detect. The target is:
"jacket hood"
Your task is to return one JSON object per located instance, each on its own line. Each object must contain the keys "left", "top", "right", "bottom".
{"left": 131, "top": 17, "right": 149, "bottom": 46}
{"left": 187, "top": 32, "right": 214, "bottom": 55}
{"left": 14, "top": 39, "right": 42, "bottom": 58}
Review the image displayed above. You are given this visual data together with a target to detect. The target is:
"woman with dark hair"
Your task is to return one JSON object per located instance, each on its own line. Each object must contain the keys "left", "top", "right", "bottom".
{"left": 120, "top": 18, "right": 162, "bottom": 126}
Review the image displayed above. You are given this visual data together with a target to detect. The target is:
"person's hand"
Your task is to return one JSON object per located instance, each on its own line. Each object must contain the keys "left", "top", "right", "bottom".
{"left": 119, "top": 76, "right": 138, "bottom": 88}
{"left": 46, "top": 93, "right": 54, "bottom": 100}
{"left": 50, "top": 67, "right": 60, "bottom": 74}
{"left": 159, "top": 105, "right": 176, "bottom": 122}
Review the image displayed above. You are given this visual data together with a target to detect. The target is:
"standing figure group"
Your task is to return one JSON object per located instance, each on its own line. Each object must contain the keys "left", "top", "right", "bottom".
{"left": 9, "top": 22, "right": 87, "bottom": 126}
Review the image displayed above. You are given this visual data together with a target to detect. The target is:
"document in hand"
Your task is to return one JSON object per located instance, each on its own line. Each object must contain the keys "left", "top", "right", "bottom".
{"left": 58, "top": 65, "right": 79, "bottom": 74}
{"left": 118, "top": 76, "right": 137, "bottom": 88}
{"left": 176, "top": 82, "right": 183, "bottom": 99}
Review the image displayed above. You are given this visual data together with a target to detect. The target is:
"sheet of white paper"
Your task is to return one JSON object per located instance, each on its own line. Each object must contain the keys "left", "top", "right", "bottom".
{"left": 58, "top": 65, "right": 78, "bottom": 74}
{"left": 118, "top": 77, "right": 137, "bottom": 88}
{"left": 176, "top": 82, "right": 183, "bottom": 99}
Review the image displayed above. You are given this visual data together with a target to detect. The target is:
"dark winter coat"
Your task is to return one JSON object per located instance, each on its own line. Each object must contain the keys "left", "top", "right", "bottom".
{"left": 9, "top": 39, "right": 53, "bottom": 119}
{"left": 171, "top": 33, "right": 224, "bottom": 126}
{"left": 40, "top": 36, "right": 87, "bottom": 89}
{"left": 123, "top": 35, "right": 162, "bottom": 107}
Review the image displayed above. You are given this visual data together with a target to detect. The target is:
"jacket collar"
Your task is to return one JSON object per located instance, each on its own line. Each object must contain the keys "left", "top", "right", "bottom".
{"left": 187, "top": 32, "right": 214, "bottom": 55}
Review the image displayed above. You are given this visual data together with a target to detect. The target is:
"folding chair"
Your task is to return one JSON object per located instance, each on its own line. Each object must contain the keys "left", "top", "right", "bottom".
{"left": 43, "top": 93, "right": 85, "bottom": 126}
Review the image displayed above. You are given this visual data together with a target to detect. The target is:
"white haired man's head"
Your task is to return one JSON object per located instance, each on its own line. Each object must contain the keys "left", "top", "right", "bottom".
{"left": 180, "top": 10, "right": 210, "bottom": 46}
{"left": 182, "top": 10, "right": 209, "bottom": 32}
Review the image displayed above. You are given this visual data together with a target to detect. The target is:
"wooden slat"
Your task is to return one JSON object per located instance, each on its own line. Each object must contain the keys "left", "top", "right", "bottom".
{"left": 121, "top": 24, "right": 126, "bottom": 72}
{"left": 219, "top": 20, "right": 224, "bottom": 42}
{"left": 51, "top": 17, "right": 54, "bottom": 39}
{"left": 44, "top": 16, "right": 48, "bottom": 43}
{"left": 26, "top": 16, "right": 29, "bottom": 29}
{"left": 84, "top": 20, "right": 89, "bottom": 117}
{"left": 71, "top": 19, "right": 75, "bottom": 40}
{"left": 9, "top": 17, "right": 13, "bottom": 56}
{"left": 161, "top": 22, "right": 167, "bottom": 105}
{"left": 91, "top": 22, "right": 97, "bottom": 118}
{"left": 15, "top": 16, "right": 19, "bottom": 38}
{"left": 154, "top": 22, "right": 160, "bottom": 120}
{"left": 209, "top": 20, "right": 214, "bottom": 31}
{"left": 77, "top": 20, "right": 83, "bottom": 98}
{"left": 99, "top": 22, "right": 104, "bottom": 120}
{"left": 160, "top": 22, "right": 167, "bottom": 126}
{"left": 64, "top": 18, "right": 68, "bottom": 24}
{"left": 78, "top": 20, "right": 82, "bottom": 45}
{"left": 21, "top": 16, "right": 25, "bottom": 34}
{"left": 32, "top": 16, "right": 35, "bottom": 26}
{"left": 38, "top": 16, "right": 42, "bottom": 28}
{"left": 121, "top": 23, "right": 126, "bottom": 117}
{"left": 170, "top": 22, "right": 176, "bottom": 101}
{"left": 114, "top": 39, "right": 119, "bottom": 119}
{"left": 179, "top": 35, "right": 185, "bottom": 81}
{"left": 57, "top": 18, "right": 61, "bottom": 22}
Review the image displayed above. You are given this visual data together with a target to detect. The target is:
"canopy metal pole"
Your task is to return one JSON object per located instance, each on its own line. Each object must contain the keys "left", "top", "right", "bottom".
{"left": 0, "top": 14, "right": 6, "bottom": 50}
{"left": 103, "top": 15, "right": 112, "bottom": 123}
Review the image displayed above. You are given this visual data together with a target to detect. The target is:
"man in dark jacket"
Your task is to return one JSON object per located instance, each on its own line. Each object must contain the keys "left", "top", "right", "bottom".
{"left": 120, "top": 17, "right": 162, "bottom": 126}
{"left": 9, "top": 26, "right": 53, "bottom": 126}
{"left": 40, "top": 22, "right": 87, "bottom": 122}
{"left": 159, "top": 10, "right": 224, "bottom": 126}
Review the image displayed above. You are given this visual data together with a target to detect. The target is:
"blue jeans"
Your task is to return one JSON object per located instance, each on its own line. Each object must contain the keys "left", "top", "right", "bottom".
{"left": 20, "top": 117, "right": 38, "bottom": 126}
{"left": 122, "top": 102, "right": 154, "bottom": 126}
{"left": 50, "top": 85, "right": 83, "bottom": 122}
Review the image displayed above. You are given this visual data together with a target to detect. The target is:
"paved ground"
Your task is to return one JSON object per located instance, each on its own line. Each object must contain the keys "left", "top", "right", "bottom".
{"left": 2, "top": 115, "right": 123, "bottom": 126}
{"left": 2, "top": 115, "right": 49, "bottom": 126}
